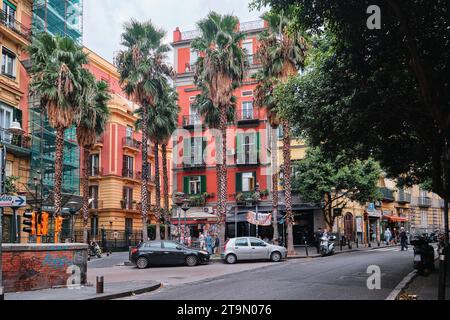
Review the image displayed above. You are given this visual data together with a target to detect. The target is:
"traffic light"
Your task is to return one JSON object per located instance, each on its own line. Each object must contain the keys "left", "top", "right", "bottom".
{"left": 40, "top": 212, "right": 49, "bottom": 236}
{"left": 23, "top": 211, "right": 36, "bottom": 235}
{"left": 55, "top": 215, "right": 63, "bottom": 233}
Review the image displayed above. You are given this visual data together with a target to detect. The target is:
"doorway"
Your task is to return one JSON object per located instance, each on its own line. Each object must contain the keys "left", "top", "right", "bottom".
{"left": 344, "top": 212, "right": 354, "bottom": 241}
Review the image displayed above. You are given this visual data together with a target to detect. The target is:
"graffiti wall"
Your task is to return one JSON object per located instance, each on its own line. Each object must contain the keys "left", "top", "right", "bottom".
{"left": 1, "top": 244, "right": 88, "bottom": 293}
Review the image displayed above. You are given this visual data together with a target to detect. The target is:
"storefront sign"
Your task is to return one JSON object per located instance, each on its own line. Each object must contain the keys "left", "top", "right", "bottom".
{"left": 368, "top": 210, "right": 382, "bottom": 218}
{"left": 246, "top": 211, "right": 272, "bottom": 226}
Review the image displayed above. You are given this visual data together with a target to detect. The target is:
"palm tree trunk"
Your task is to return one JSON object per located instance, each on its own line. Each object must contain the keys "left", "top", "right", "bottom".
{"left": 162, "top": 143, "right": 169, "bottom": 240}
{"left": 141, "top": 107, "right": 149, "bottom": 241}
{"left": 82, "top": 147, "right": 90, "bottom": 244}
{"left": 217, "top": 105, "right": 228, "bottom": 254}
{"left": 282, "top": 119, "right": 295, "bottom": 255}
{"left": 54, "top": 127, "right": 65, "bottom": 220}
{"left": 154, "top": 142, "right": 161, "bottom": 240}
{"left": 271, "top": 127, "right": 279, "bottom": 244}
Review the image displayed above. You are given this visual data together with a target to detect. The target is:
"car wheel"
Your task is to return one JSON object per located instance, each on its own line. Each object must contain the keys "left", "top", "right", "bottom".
{"left": 225, "top": 254, "right": 237, "bottom": 264}
{"left": 186, "top": 255, "right": 198, "bottom": 267}
{"left": 270, "top": 251, "right": 282, "bottom": 262}
{"left": 136, "top": 256, "right": 149, "bottom": 269}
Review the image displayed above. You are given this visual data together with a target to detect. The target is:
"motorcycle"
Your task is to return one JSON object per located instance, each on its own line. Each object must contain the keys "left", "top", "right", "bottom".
{"left": 410, "top": 235, "right": 435, "bottom": 276}
{"left": 88, "top": 241, "right": 102, "bottom": 259}
{"left": 320, "top": 235, "right": 336, "bottom": 256}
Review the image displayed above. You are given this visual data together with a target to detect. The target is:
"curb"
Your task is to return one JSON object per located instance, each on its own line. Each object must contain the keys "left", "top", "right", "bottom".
{"left": 86, "top": 282, "right": 162, "bottom": 300}
{"left": 385, "top": 270, "right": 418, "bottom": 300}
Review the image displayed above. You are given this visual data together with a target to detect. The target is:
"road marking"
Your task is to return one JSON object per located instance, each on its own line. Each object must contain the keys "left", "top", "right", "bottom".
{"left": 385, "top": 269, "right": 417, "bottom": 300}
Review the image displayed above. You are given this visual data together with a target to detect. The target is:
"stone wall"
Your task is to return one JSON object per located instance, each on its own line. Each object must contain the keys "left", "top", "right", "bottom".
{"left": 1, "top": 243, "right": 88, "bottom": 293}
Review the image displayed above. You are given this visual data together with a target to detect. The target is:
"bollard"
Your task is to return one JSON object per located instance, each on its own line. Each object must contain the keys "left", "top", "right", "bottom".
{"left": 378, "top": 241, "right": 380, "bottom": 247}
{"left": 356, "top": 238, "right": 359, "bottom": 248}
{"left": 305, "top": 241, "right": 309, "bottom": 257}
{"left": 96, "top": 276, "right": 104, "bottom": 294}
{"left": 340, "top": 239, "right": 343, "bottom": 251}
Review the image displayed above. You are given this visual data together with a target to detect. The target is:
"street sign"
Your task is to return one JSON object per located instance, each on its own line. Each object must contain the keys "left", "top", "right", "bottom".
{"left": 0, "top": 195, "right": 27, "bottom": 207}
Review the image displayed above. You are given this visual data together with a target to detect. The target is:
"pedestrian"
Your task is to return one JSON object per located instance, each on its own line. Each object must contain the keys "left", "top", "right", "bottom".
{"left": 314, "top": 228, "right": 323, "bottom": 253}
{"left": 371, "top": 231, "right": 377, "bottom": 243}
{"left": 214, "top": 234, "right": 220, "bottom": 254}
{"left": 199, "top": 232, "right": 205, "bottom": 250}
{"left": 400, "top": 227, "right": 408, "bottom": 251}
{"left": 392, "top": 228, "right": 398, "bottom": 244}
{"left": 205, "top": 233, "right": 213, "bottom": 255}
{"left": 384, "top": 228, "right": 392, "bottom": 245}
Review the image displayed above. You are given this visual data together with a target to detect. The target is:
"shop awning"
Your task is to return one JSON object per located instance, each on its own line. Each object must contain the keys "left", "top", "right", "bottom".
{"left": 382, "top": 215, "right": 408, "bottom": 222}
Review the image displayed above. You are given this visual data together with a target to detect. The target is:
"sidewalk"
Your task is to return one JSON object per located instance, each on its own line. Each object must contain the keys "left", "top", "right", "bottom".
{"left": 400, "top": 260, "right": 450, "bottom": 300}
{"left": 5, "top": 280, "right": 161, "bottom": 300}
{"left": 291, "top": 242, "right": 400, "bottom": 258}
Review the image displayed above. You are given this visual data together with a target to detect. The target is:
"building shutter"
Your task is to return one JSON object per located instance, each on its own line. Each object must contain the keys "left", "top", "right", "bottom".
{"left": 236, "top": 133, "right": 244, "bottom": 164}
{"left": 236, "top": 172, "right": 242, "bottom": 193}
{"left": 202, "top": 138, "right": 207, "bottom": 164}
{"left": 201, "top": 176, "right": 207, "bottom": 194}
{"left": 252, "top": 172, "right": 257, "bottom": 191}
{"left": 183, "top": 176, "right": 190, "bottom": 194}
{"left": 194, "top": 137, "right": 202, "bottom": 164}
{"left": 183, "top": 137, "right": 191, "bottom": 165}
{"left": 249, "top": 133, "right": 258, "bottom": 164}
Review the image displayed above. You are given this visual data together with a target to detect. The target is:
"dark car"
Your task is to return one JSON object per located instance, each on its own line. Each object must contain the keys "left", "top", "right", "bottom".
{"left": 129, "top": 240, "right": 210, "bottom": 269}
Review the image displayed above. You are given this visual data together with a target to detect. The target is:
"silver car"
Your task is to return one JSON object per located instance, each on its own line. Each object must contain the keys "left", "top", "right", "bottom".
{"left": 221, "top": 237, "right": 287, "bottom": 264}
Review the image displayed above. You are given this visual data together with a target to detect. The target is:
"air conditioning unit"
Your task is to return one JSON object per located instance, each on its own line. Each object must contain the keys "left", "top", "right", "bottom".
{"left": 203, "top": 207, "right": 213, "bottom": 214}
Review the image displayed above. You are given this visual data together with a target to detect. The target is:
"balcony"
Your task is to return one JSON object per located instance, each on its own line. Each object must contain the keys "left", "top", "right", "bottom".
{"left": 120, "top": 200, "right": 140, "bottom": 211}
{"left": 89, "top": 200, "right": 103, "bottom": 210}
{"left": 236, "top": 150, "right": 259, "bottom": 166}
{"left": 183, "top": 157, "right": 206, "bottom": 170}
{"left": 418, "top": 196, "right": 431, "bottom": 207}
{"left": 93, "top": 136, "right": 104, "bottom": 148}
{"left": 122, "top": 137, "right": 141, "bottom": 152}
{"left": 397, "top": 190, "right": 411, "bottom": 203}
{"left": 236, "top": 108, "right": 260, "bottom": 127}
{"left": 440, "top": 199, "right": 445, "bottom": 208}
{"left": 0, "top": 127, "right": 31, "bottom": 157}
{"left": 247, "top": 54, "right": 261, "bottom": 67}
{"left": 182, "top": 115, "right": 203, "bottom": 129}
{"left": 88, "top": 167, "right": 103, "bottom": 178}
{"left": 379, "top": 187, "right": 395, "bottom": 202}
{"left": 0, "top": 10, "right": 32, "bottom": 42}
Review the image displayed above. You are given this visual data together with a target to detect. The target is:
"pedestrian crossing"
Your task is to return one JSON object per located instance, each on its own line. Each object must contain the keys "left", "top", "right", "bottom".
{"left": 367, "top": 247, "right": 405, "bottom": 252}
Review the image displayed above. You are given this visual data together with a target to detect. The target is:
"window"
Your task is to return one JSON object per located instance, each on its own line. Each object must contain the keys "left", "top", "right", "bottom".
{"left": 90, "top": 154, "right": 100, "bottom": 175}
{"left": 235, "top": 238, "right": 249, "bottom": 247}
{"left": 242, "top": 172, "right": 255, "bottom": 192}
{"left": 89, "top": 186, "right": 99, "bottom": 209}
{"left": 125, "top": 218, "right": 133, "bottom": 234}
{"left": 189, "top": 176, "right": 201, "bottom": 195}
{"left": 189, "top": 103, "right": 201, "bottom": 125}
{"left": 243, "top": 41, "right": 253, "bottom": 64}
{"left": 90, "top": 217, "right": 98, "bottom": 237}
{"left": 189, "top": 48, "right": 198, "bottom": 67}
{"left": 1, "top": 48, "right": 16, "bottom": 79}
{"left": 122, "top": 155, "right": 134, "bottom": 177}
{"left": 163, "top": 241, "right": 179, "bottom": 249}
{"left": 420, "top": 210, "right": 428, "bottom": 228}
{"left": 250, "top": 238, "right": 266, "bottom": 247}
{"left": 2, "top": 0, "right": 17, "bottom": 28}
{"left": 242, "top": 101, "right": 254, "bottom": 120}
{"left": 0, "top": 102, "right": 13, "bottom": 142}
{"left": 242, "top": 90, "right": 253, "bottom": 97}
{"left": 147, "top": 241, "right": 162, "bottom": 248}
{"left": 237, "top": 132, "right": 258, "bottom": 165}
{"left": 123, "top": 187, "right": 133, "bottom": 209}
{"left": 126, "top": 126, "right": 133, "bottom": 139}
{"left": 5, "top": 160, "right": 12, "bottom": 177}
{"left": 183, "top": 137, "right": 205, "bottom": 165}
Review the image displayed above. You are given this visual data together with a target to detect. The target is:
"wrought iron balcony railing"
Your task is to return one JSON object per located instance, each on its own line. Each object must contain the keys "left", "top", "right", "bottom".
{"left": 379, "top": 187, "right": 395, "bottom": 201}
{"left": 89, "top": 167, "right": 103, "bottom": 177}
{"left": 122, "top": 137, "right": 141, "bottom": 150}
{"left": 236, "top": 108, "right": 260, "bottom": 124}
{"left": 397, "top": 190, "right": 411, "bottom": 203}
{"left": 0, "top": 127, "right": 31, "bottom": 149}
{"left": 0, "top": 9, "right": 32, "bottom": 41}
{"left": 182, "top": 115, "right": 202, "bottom": 127}
{"left": 418, "top": 196, "right": 431, "bottom": 207}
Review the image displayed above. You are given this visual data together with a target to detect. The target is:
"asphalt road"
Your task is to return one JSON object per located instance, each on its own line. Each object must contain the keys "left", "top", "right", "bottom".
{"left": 130, "top": 247, "right": 414, "bottom": 300}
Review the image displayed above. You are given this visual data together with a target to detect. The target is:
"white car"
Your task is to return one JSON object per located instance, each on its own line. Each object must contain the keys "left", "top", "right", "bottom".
{"left": 221, "top": 237, "right": 288, "bottom": 264}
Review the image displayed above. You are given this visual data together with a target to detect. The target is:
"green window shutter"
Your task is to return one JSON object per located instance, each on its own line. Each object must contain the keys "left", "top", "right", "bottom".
{"left": 202, "top": 138, "right": 207, "bottom": 164}
{"left": 236, "top": 172, "right": 242, "bottom": 193}
{"left": 201, "top": 175, "right": 207, "bottom": 193}
{"left": 236, "top": 133, "right": 244, "bottom": 164}
{"left": 183, "top": 137, "right": 191, "bottom": 165}
{"left": 4, "top": 0, "right": 17, "bottom": 10}
{"left": 257, "top": 132, "right": 260, "bottom": 163}
{"left": 183, "top": 176, "right": 190, "bottom": 194}
{"left": 252, "top": 172, "right": 257, "bottom": 191}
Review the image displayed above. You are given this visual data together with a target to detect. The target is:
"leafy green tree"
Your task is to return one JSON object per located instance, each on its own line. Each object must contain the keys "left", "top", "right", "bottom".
{"left": 28, "top": 34, "right": 88, "bottom": 219}
{"left": 76, "top": 72, "right": 111, "bottom": 244}
{"left": 116, "top": 20, "right": 173, "bottom": 241}
{"left": 293, "top": 147, "right": 382, "bottom": 230}
{"left": 191, "top": 12, "right": 248, "bottom": 248}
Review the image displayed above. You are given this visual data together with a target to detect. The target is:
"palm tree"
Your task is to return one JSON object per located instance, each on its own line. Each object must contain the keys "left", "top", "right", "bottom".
{"left": 28, "top": 33, "right": 88, "bottom": 219}
{"left": 255, "top": 11, "right": 308, "bottom": 255}
{"left": 136, "top": 85, "right": 179, "bottom": 240}
{"left": 76, "top": 72, "right": 111, "bottom": 244}
{"left": 191, "top": 12, "right": 248, "bottom": 249}
{"left": 116, "top": 20, "right": 173, "bottom": 241}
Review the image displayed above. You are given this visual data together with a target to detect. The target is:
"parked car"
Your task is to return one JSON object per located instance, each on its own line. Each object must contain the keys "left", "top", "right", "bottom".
{"left": 129, "top": 240, "right": 210, "bottom": 269}
{"left": 221, "top": 237, "right": 288, "bottom": 264}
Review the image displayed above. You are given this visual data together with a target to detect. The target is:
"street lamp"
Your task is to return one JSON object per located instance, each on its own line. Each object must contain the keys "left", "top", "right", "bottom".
{"left": 182, "top": 200, "right": 190, "bottom": 245}
{"left": 174, "top": 192, "right": 186, "bottom": 243}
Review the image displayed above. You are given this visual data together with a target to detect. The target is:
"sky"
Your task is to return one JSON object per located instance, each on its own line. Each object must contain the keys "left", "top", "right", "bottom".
{"left": 83, "top": 0, "right": 267, "bottom": 65}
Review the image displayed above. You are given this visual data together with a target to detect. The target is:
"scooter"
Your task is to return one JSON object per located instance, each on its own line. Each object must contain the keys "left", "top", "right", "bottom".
{"left": 320, "top": 235, "right": 336, "bottom": 256}
{"left": 410, "top": 235, "right": 435, "bottom": 276}
{"left": 88, "top": 241, "right": 102, "bottom": 259}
